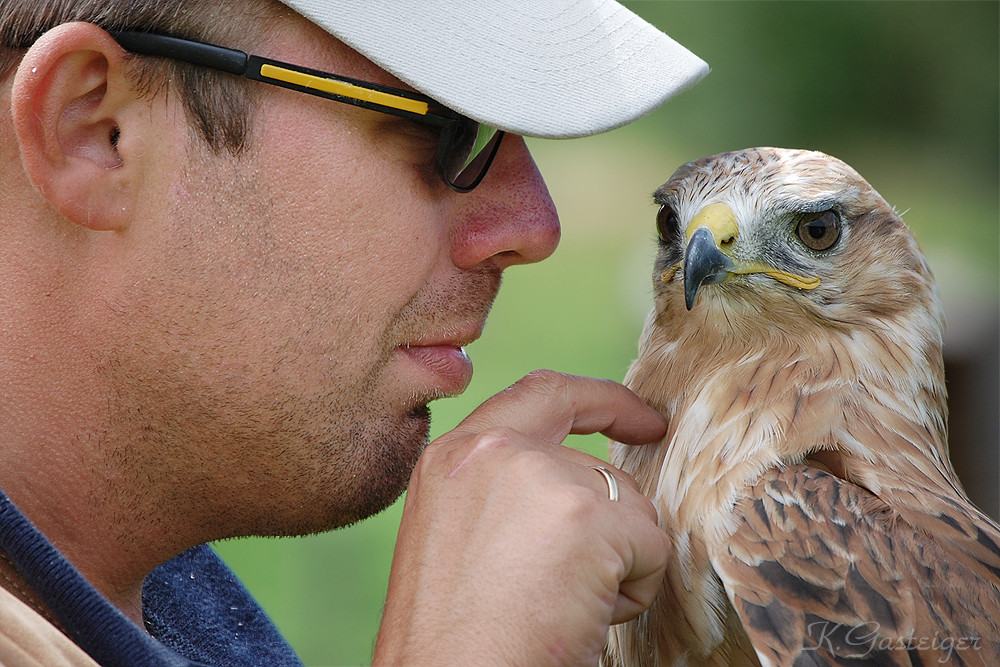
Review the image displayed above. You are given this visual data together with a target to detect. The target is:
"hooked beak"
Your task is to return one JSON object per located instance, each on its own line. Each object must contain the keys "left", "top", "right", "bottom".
{"left": 684, "top": 226, "right": 734, "bottom": 310}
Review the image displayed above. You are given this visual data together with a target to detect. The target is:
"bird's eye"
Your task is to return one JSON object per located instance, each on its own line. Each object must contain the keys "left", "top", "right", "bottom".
{"left": 656, "top": 205, "right": 680, "bottom": 245}
{"left": 796, "top": 210, "right": 841, "bottom": 251}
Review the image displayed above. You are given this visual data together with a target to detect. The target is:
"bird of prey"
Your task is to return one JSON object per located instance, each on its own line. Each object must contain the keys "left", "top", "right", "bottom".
{"left": 604, "top": 148, "right": 1000, "bottom": 667}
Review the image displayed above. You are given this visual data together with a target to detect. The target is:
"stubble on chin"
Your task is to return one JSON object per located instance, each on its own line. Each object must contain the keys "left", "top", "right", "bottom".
{"left": 336, "top": 402, "right": 432, "bottom": 528}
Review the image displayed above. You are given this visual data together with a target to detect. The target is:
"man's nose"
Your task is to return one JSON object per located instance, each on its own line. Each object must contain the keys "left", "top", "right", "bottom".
{"left": 449, "top": 135, "right": 561, "bottom": 272}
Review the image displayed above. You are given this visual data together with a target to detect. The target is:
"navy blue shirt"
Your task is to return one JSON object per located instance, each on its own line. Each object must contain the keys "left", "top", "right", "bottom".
{"left": 0, "top": 489, "right": 303, "bottom": 667}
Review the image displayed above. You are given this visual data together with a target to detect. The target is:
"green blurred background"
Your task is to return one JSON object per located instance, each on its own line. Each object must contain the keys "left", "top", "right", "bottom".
{"left": 213, "top": 2, "right": 999, "bottom": 664}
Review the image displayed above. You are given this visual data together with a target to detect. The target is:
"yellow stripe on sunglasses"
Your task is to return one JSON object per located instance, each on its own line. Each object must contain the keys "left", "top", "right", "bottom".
{"left": 259, "top": 63, "right": 430, "bottom": 116}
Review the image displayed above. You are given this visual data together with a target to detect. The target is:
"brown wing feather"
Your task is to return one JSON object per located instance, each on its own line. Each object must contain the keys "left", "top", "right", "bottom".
{"left": 713, "top": 465, "right": 1000, "bottom": 666}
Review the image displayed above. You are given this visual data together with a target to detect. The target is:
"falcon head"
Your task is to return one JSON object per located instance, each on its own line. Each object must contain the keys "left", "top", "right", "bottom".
{"left": 652, "top": 147, "right": 943, "bottom": 338}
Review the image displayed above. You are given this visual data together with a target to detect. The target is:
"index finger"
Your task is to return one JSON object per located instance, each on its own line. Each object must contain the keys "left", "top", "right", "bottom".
{"left": 449, "top": 370, "right": 667, "bottom": 447}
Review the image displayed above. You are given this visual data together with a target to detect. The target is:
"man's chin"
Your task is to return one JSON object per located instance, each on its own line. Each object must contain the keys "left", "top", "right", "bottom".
{"left": 240, "top": 403, "right": 433, "bottom": 538}
{"left": 343, "top": 404, "right": 431, "bottom": 525}
{"left": 320, "top": 402, "right": 432, "bottom": 532}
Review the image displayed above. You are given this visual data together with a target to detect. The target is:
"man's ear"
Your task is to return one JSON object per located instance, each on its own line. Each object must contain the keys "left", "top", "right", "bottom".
{"left": 10, "top": 22, "right": 151, "bottom": 231}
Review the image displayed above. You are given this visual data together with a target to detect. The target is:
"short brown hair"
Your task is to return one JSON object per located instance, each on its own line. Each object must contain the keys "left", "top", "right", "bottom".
{"left": 0, "top": 0, "right": 284, "bottom": 154}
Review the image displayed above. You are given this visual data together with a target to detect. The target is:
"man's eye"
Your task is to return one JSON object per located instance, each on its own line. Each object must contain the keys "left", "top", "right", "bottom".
{"left": 372, "top": 118, "right": 441, "bottom": 177}
{"left": 396, "top": 120, "right": 440, "bottom": 150}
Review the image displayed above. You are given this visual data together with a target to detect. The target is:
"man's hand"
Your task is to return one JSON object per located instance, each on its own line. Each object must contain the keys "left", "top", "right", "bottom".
{"left": 373, "top": 371, "right": 670, "bottom": 666}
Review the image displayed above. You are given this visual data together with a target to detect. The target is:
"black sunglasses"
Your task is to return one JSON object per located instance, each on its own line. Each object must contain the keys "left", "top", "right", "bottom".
{"left": 110, "top": 31, "right": 505, "bottom": 192}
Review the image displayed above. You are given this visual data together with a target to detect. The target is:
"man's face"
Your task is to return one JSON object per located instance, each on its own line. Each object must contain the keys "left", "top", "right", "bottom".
{"left": 105, "top": 15, "right": 560, "bottom": 538}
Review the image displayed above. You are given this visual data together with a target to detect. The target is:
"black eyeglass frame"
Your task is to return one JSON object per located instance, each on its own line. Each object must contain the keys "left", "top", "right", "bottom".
{"left": 109, "top": 31, "right": 504, "bottom": 192}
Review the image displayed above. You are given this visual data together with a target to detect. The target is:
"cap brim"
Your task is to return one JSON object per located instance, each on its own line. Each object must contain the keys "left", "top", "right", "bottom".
{"left": 280, "top": 0, "right": 708, "bottom": 138}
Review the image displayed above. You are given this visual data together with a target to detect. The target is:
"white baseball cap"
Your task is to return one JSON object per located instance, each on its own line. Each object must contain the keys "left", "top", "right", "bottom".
{"left": 278, "top": 0, "right": 708, "bottom": 139}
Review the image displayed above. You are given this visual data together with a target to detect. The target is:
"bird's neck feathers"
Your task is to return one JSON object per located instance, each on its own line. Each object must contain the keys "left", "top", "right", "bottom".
{"left": 614, "top": 285, "right": 956, "bottom": 541}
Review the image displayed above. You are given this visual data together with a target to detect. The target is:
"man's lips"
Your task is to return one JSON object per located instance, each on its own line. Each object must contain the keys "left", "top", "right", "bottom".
{"left": 397, "top": 326, "right": 482, "bottom": 397}
{"left": 398, "top": 344, "right": 474, "bottom": 397}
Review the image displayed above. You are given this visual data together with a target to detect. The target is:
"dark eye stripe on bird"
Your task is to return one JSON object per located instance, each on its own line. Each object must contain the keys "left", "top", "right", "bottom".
{"left": 604, "top": 147, "right": 1000, "bottom": 667}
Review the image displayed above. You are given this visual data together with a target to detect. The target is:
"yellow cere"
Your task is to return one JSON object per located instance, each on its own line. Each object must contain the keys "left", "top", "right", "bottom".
{"left": 686, "top": 202, "right": 739, "bottom": 247}
{"left": 259, "top": 64, "right": 430, "bottom": 116}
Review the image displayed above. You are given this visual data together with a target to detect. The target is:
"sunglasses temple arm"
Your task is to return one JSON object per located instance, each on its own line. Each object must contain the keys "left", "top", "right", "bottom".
{"left": 110, "top": 31, "right": 249, "bottom": 76}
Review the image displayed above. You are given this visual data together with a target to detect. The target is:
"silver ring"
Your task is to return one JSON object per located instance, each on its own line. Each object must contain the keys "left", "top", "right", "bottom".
{"left": 591, "top": 465, "right": 619, "bottom": 502}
